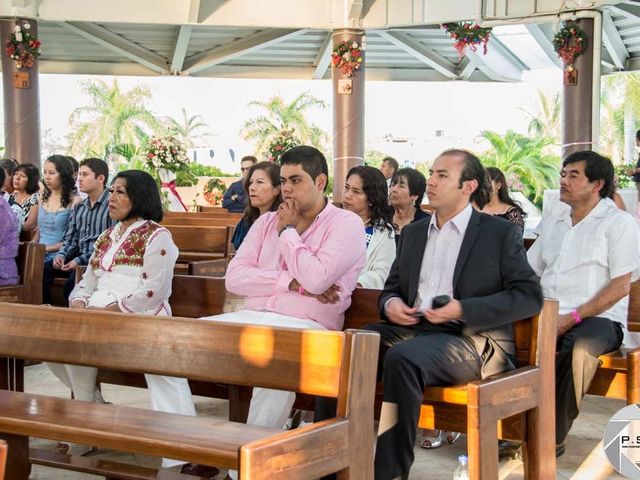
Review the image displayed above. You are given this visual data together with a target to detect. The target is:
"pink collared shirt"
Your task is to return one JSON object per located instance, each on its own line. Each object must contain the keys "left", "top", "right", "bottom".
{"left": 225, "top": 201, "right": 366, "bottom": 331}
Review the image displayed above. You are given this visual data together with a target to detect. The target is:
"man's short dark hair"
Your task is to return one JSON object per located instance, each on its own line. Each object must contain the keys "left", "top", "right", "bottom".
{"left": 439, "top": 149, "right": 485, "bottom": 204}
{"left": 382, "top": 156, "right": 399, "bottom": 173}
{"left": 14, "top": 163, "right": 40, "bottom": 194}
{"left": 241, "top": 155, "right": 258, "bottom": 164}
{"left": 80, "top": 157, "right": 109, "bottom": 188}
{"left": 112, "top": 170, "right": 164, "bottom": 223}
{"left": 0, "top": 167, "right": 5, "bottom": 188}
{"left": 562, "top": 150, "right": 614, "bottom": 199}
{"left": 279, "top": 146, "right": 329, "bottom": 192}
{"left": 391, "top": 167, "right": 427, "bottom": 208}
{"left": 0, "top": 158, "right": 18, "bottom": 177}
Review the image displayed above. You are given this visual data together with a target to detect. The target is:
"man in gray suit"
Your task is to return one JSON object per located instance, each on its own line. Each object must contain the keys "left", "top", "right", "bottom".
{"left": 369, "top": 149, "right": 542, "bottom": 480}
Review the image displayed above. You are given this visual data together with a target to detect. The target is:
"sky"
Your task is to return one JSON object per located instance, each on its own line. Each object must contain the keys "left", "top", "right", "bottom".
{"left": 11, "top": 65, "right": 562, "bottom": 174}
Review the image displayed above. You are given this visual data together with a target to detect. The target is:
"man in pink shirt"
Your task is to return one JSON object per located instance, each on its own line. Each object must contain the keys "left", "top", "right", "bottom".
{"left": 203, "top": 146, "right": 366, "bottom": 466}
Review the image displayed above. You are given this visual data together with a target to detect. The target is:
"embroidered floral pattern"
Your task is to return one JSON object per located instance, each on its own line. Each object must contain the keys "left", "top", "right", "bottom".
{"left": 146, "top": 290, "right": 154, "bottom": 298}
{"left": 90, "top": 229, "right": 115, "bottom": 269}
{"left": 142, "top": 272, "right": 148, "bottom": 279}
{"left": 160, "top": 249, "right": 166, "bottom": 256}
{"left": 112, "top": 222, "right": 162, "bottom": 268}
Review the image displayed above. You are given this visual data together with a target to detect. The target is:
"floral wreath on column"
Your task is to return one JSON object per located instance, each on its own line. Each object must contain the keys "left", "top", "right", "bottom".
{"left": 331, "top": 40, "right": 363, "bottom": 77}
{"left": 5, "top": 20, "right": 41, "bottom": 70}
{"left": 553, "top": 21, "right": 588, "bottom": 85}
{"left": 442, "top": 22, "right": 492, "bottom": 58}
{"left": 143, "top": 135, "right": 190, "bottom": 211}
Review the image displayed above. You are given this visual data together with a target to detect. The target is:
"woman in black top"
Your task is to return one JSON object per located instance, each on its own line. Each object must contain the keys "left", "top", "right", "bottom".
{"left": 481, "top": 167, "right": 526, "bottom": 233}
{"left": 389, "top": 167, "right": 428, "bottom": 243}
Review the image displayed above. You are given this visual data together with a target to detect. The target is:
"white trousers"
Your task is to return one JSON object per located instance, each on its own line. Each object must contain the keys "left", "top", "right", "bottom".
{"left": 200, "top": 310, "right": 326, "bottom": 480}
{"left": 46, "top": 362, "right": 196, "bottom": 468}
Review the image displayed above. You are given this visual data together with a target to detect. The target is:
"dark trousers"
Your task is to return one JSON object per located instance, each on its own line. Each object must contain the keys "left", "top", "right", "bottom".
{"left": 42, "top": 259, "right": 75, "bottom": 305}
{"left": 555, "top": 316, "right": 623, "bottom": 444}
{"left": 365, "top": 321, "right": 483, "bottom": 480}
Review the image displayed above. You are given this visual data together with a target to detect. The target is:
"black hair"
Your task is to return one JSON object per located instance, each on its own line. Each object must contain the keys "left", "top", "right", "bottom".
{"left": 347, "top": 165, "right": 394, "bottom": 232}
{"left": 242, "top": 161, "right": 282, "bottom": 226}
{"left": 111, "top": 170, "right": 163, "bottom": 222}
{"left": 279, "top": 145, "right": 329, "bottom": 192}
{"left": 390, "top": 167, "right": 426, "bottom": 208}
{"left": 241, "top": 155, "right": 258, "bottom": 165}
{"left": 42, "top": 155, "right": 76, "bottom": 208}
{"left": 0, "top": 158, "right": 18, "bottom": 177}
{"left": 0, "top": 167, "right": 5, "bottom": 188}
{"left": 66, "top": 156, "right": 79, "bottom": 173}
{"left": 79, "top": 157, "right": 109, "bottom": 188}
{"left": 13, "top": 163, "right": 40, "bottom": 195}
{"left": 382, "top": 156, "right": 399, "bottom": 173}
{"left": 437, "top": 149, "right": 485, "bottom": 204}
{"left": 636, "top": 130, "right": 640, "bottom": 142}
{"left": 473, "top": 169, "right": 493, "bottom": 210}
{"left": 562, "top": 150, "right": 614, "bottom": 199}
{"left": 486, "top": 167, "right": 526, "bottom": 217}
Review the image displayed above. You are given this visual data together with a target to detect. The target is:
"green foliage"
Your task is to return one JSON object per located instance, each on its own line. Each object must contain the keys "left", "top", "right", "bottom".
{"left": 241, "top": 91, "right": 328, "bottom": 160}
{"left": 68, "top": 79, "right": 161, "bottom": 159}
{"left": 522, "top": 90, "right": 561, "bottom": 142}
{"left": 614, "top": 164, "right": 634, "bottom": 189}
{"left": 175, "top": 163, "right": 234, "bottom": 187}
{"left": 479, "top": 130, "right": 560, "bottom": 209}
{"left": 364, "top": 149, "right": 390, "bottom": 169}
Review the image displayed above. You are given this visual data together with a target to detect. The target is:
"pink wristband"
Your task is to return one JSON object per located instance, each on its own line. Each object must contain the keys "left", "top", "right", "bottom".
{"left": 570, "top": 309, "right": 582, "bottom": 325}
{"left": 298, "top": 286, "right": 305, "bottom": 295}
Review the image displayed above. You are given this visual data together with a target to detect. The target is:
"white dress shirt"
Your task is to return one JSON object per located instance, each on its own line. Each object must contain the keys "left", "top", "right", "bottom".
{"left": 414, "top": 204, "right": 473, "bottom": 311}
{"left": 527, "top": 198, "right": 640, "bottom": 345}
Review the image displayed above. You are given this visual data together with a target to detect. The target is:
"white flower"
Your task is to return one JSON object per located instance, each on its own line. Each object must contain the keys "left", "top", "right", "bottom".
{"left": 23, "top": 22, "right": 30, "bottom": 30}
{"left": 14, "top": 32, "right": 22, "bottom": 42}
{"left": 351, "top": 41, "right": 358, "bottom": 49}
{"left": 14, "top": 25, "right": 20, "bottom": 33}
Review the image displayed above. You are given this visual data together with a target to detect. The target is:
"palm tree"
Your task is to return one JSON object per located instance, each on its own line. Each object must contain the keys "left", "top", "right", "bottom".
{"left": 479, "top": 130, "right": 560, "bottom": 208}
{"left": 601, "top": 73, "right": 640, "bottom": 164}
{"left": 68, "top": 79, "right": 161, "bottom": 158}
{"left": 163, "top": 108, "right": 211, "bottom": 148}
{"left": 522, "top": 90, "right": 561, "bottom": 143}
{"left": 241, "top": 91, "right": 328, "bottom": 159}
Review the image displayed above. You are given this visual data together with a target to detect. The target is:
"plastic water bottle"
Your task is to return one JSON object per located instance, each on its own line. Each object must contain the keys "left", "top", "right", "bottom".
{"left": 453, "top": 454, "right": 469, "bottom": 480}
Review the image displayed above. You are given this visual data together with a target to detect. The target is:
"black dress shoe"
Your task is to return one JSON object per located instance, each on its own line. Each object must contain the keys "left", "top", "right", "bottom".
{"left": 498, "top": 440, "right": 522, "bottom": 460}
{"left": 556, "top": 442, "right": 566, "bottom": 457}
{"left": 180, "top": 463, "right": 220, "bottom": 478}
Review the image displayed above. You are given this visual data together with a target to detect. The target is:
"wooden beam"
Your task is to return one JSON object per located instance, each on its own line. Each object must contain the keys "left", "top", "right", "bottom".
{"left": 313, "top": 32, "right": 333, "bottom": 79}
{"left": 603, "top": 10, "right": 629, "bottom": 70}
{"left": 170, "top": 25, "right": 192, "bottom": 73}
{"left": 183, "top": 28, "right": 309, "bottom": 74}
{"left": 375, "top": 30, "right": 458, "bottom": 79}
{"left": 56, "top": 21, "right": 169, "bottom": 74}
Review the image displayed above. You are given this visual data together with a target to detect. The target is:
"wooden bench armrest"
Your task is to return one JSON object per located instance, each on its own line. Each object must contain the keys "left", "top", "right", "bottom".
{"left": 240, "top": 419, "right": 350, "bottom": 480}
{"left": 467, "top": 366, "right": 541, "bottom": 420}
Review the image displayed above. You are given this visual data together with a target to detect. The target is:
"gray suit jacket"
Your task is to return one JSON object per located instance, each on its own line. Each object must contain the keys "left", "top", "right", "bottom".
{"left": 379, "top": 208, "right": 543, "bottom": 378}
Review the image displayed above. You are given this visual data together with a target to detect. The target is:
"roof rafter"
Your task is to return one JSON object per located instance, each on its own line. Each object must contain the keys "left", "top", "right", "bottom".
{"left": 602, "top": 9, "right": 629, "bottom": 69}
{"left": 524, "top": 23, "right": 562, "bottom": 68}
{"left": 188, "top": 0, "right": 201, "bottom": 23}
{"left": 375, "top": 30, "right": 458, "bottom": 79}
{"left": 170, "top": 25, "right": 192, "bottom": 73}
{"left": 56, "top": 21, "right": 169, "bottom": 74}
{"left": 312, "top": 32, "right": 333, "bottom": 79}
{"left": 183, "top": 28, "right": 309, "bottom": 75}
{"left": 465, "top": 37, "right": 525, "bottom": 82}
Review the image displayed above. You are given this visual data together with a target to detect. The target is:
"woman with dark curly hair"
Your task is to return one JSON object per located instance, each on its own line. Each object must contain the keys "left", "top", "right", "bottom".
{"left": 8, "top": 163, "right": 40, "bottom": 228}
{"left": 23, "top": 156, "right": 80, "bottom": 264}
{"left": 342, "top": 165, "right": 396, "bottom": 289}
{"left": 231, "top": 161, "right": 282, "bottom": 250}
{"left": 481, "top": 167, "right": 526, "bottom": 233}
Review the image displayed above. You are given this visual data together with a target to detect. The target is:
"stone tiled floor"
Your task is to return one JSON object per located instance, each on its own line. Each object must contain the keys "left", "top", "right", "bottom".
{"left": 24, "top": 363, "right": 626, "bottom": 479}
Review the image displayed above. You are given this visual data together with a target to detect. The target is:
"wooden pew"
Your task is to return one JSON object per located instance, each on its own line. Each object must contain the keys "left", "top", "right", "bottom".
{"left": 587, "top": 280, "right": 640, "bottom": 402}
{"left": 100, "top": 279, "right": 556, "bottom": 479}
{"left": 0, "top": 439, "right": 6, "bottom": 480}
{"left": 198, "top": 206, "right": 232, "bottom": 214}
{"left": 162, "top": 217, "right": 239, "bottom": 227}
{"left": 164, "top": 211, "right": 243, "bottom": 222}
{"left": 0, "top": 302, "right": 379, "bottom": 480}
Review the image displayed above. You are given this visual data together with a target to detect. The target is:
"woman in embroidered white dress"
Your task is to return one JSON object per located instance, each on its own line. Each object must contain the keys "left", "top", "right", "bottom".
{"left": 47, "top": 170, "right": 207, "bottom": 473}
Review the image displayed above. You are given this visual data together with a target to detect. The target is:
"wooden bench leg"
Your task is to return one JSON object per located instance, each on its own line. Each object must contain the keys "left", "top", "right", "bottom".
{"left": 229, "top": 385, "right": 251, "bottom": 423}
{"left": 627, "top": 350, "right": 640, "bottom": 404}
{"left": 523, "top": 406, "right": 555, "bottom": 479}
{"left": 467, "top": 406, "right": 498, "bottom": 480}
{"left": 0, "top": 433, "right": 29, "bottom": 480}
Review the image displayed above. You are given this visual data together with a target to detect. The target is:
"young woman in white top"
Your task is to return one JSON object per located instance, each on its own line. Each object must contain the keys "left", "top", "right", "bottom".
{"left": 342, "top": 165, "right": 396, "bottom": 289}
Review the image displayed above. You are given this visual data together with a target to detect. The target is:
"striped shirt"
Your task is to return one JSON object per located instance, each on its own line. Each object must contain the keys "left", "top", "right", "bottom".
{"left": 57, "top": 188, "right": 112, "bottom": 266}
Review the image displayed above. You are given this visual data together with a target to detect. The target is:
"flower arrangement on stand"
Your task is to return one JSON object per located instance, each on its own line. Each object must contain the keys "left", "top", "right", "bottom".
{"left": 203, "top": 178, "right": 226, "bottom": 206}
{"left": 267, "top": 129, "right": 300, "bottom": 162}
{"left": 331, "top": 40, "right": 363, "bottom": 77}
{"left": 441, "top": 22, "right": 492, "bottom": 58}
{"left": 143, "top": 136, "right": 190, "bottom": 212}
{"left": 5, "top": 20, "right": 41, "bottom": 70}
{"left": 553, "top": 22, "right": 588, "bottom": 85}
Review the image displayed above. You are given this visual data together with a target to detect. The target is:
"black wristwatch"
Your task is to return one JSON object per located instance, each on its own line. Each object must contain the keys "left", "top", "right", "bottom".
{"left": 278, "top": 224, "right": 295, "bottom": 236}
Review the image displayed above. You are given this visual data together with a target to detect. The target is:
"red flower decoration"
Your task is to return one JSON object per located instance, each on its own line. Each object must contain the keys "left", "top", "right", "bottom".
{"left": 331, "top": 40, "right": 364, "bottom": 77}
{"left": 146, "top": 290, "right": 154, "bottom": 298}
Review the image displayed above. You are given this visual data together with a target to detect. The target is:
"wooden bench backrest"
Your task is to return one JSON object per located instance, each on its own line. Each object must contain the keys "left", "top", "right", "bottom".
{"left": 170, "top": 275, "right": 227, "bottom": 317}
{"left": 162, "top": 218, "right": 239, "bottom": 227}
{"left": 0, "top": 301, "right": 378, "bottom": 398}
{"left": 166, "top": 225, "right": 230, "bottom": 255}
{"left": 628, "top": 280, "right": 640, "bottom": 332}
{"left": 199, "top": 206, "right": 232, "bottom": 214}
{"left": 164, "top": 211, "right": 243, "bottom": 221}
{"left": 0, "top": 242, "right": 44, "bottom": 305}
{"left": 0, "top": 439, "right": 6, "bottom": 480}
